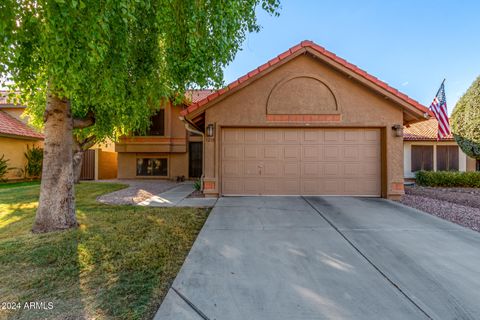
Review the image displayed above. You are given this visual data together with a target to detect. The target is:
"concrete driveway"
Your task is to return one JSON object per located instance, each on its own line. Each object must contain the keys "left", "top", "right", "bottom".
{"left": 155, "top": 196, "right": 480, "bottom": 320}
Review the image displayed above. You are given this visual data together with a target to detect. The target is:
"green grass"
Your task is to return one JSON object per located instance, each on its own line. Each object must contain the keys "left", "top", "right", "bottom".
{"left": 0, "top": 182, "right": 209, "bottom": 320}
{"left": 0, "top": 180, "right": 40, "bottom": 189}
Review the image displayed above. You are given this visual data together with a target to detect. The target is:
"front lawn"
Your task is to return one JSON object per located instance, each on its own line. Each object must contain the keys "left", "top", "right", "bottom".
{"left": 0, "top": 182, "right": 209, "bottom": 320}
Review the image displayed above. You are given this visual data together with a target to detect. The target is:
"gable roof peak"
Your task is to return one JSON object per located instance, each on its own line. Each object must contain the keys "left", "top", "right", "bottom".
{"left": 181, "top": 40, "right": 432, "bottom": 119}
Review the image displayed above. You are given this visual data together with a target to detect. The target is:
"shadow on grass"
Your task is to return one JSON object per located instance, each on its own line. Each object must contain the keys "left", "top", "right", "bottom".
{"left": 0, "top": 183, "right": 208, "bottom": 320}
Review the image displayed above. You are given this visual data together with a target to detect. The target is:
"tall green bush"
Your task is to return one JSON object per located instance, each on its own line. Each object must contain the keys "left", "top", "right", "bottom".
{"left": 415, "top": 170, "right": 480, "bottom": 188}
{"left": 451, "top": 76, "right": 480, "bottom": 159}
{"left": 0, "top": 155, "right": 9, "bottom": 182}
{"left": 24, "top": 145, "right": 43, "bottom": 179}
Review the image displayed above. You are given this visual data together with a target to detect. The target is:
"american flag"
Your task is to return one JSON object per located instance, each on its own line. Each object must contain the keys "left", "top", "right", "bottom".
{"left": 429, "top": 81, "right": 450, "bottom": 139}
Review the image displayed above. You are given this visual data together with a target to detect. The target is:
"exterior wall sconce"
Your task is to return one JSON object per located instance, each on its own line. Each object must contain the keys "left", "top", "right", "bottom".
{"left": 392, "top": 124, "right": 403, "bottom": 137}
{"left": 206, "top": 124, "right": 215, "bottom": 137}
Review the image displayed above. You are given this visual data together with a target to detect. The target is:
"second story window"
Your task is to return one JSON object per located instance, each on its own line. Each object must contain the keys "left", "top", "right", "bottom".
{"left": 146, "top": 109, "right": 165, "bottom": 136}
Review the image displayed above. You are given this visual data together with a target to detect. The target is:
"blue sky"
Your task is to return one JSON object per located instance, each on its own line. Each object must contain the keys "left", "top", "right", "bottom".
{"left": 223, "top": 0, "right": 480, "bottom": 114}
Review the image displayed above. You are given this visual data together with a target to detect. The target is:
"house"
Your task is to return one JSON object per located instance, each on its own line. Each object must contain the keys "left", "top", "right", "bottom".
{"left": 0, "top": 91, "right": 118, "bottom": 181}
{"left": 403, "top": 118, "right": 478, "bottom": 179}
{"left": 0, "top": 94, "right": 44, "bottom": 180}
{"left": 117, "top": 40, "right": 433, "bottom": 199}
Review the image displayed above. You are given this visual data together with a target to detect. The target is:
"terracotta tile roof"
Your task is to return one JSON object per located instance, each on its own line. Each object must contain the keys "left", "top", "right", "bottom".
{"left": 181, "top": 40, "right": 431, "bottom": 117}
{"left": 403, "top": 118, "right": 453, "bottom": 141}
{"left": 185, "top": 90, "right": 214, "bottom": 104}
{"left": 0, "top": 110, "right": 43, "bottom": 140}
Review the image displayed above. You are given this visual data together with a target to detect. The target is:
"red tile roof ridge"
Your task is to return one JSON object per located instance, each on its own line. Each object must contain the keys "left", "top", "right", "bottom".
{"left": 179, "top": 40, "right": 430, "bottom": 117}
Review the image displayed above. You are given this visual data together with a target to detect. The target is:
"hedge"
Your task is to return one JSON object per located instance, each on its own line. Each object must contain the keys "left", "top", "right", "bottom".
{"left": 415, "top": 170, "right": 480, "bottom": 188}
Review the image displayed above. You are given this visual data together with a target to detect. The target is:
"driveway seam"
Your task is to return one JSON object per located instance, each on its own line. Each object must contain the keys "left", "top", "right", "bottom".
{"left": 301, "top": 196, "right": 433, "bottom": 320}
{"left": 171, "top": 287, "right": 211, "bottom": 320}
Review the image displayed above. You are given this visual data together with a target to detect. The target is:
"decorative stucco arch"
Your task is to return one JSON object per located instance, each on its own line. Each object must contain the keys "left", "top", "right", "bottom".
{"left": 266, "top": 74, "right": 340, "bottom": 115}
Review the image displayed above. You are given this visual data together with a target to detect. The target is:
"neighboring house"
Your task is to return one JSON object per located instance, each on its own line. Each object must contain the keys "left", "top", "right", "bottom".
{"left": 0, "top": 95, "right": 44, "bottom": 180}
{"left": 403, "top": 118, "right": 478, "bottom": 179}
{"left": 0, "top": 91, "right": 118, "bottom": 181}
{"left": 119, "top": 40, "right": 434, "bottom": 199}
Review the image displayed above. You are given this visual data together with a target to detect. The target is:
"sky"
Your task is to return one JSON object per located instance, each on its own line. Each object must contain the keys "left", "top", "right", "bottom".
{"left": 223, "top": 0, "right": 480, "bottom": 114}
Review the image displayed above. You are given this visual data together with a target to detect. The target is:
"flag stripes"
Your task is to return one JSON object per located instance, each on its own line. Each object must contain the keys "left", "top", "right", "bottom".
{"left": 429, "top": 82, "right": 450, "bottom": 139}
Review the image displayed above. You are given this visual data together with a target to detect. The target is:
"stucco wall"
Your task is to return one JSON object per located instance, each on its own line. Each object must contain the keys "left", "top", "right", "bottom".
{"left": 116, "top": 104, "right": 189, "bottom": 179}
{"left": 97, "top": 150, "right": 118, "bottom": 180}
{"left": 0, "top": 137, "right": 43, "bottom": 180}
{"left": 404, "top": 141, "right": 474, "bottom": 178}
{"left": 467, "top": 157, "right": 477, "bottom": 172}
{"left": 117, "top": 152, "right": 188, "bottom": 179}
{"left": 201, "top": 54, "right": 406, "bottom": 199}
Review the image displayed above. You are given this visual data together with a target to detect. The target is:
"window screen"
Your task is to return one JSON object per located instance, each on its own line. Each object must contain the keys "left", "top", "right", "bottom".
{"left": 437, "top": 146, "right": 459, "bottom": 171}
{"left": 411, "top": 146, "right": 433, "bottom": 172}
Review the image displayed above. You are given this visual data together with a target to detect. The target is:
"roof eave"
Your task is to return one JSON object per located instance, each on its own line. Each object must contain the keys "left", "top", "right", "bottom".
{"left": 183, "top": 41, "right": 432, "bottom": 122}
{"left": 0, "top": 133, "right": 44, "bottom": 140}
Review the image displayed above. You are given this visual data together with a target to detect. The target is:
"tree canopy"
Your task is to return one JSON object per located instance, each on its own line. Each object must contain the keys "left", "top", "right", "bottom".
{"left": 451, "top": 76, "right": 480, "bottom": 159}
{"left": 0, "top": 0, "right": 280, "bottom": 140}
{"left": 0, "top": 0, "right": 280, "bottom": 233}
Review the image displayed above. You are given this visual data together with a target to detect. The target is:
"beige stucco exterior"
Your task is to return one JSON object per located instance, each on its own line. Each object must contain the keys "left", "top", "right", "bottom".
{"left": 117, "top": 152, "right": 188, "bottom": 179}
{"left": 116, "top": 102, "right": 192, "bottom": 179}
{"left": 190, "top": 53, "right": 417, "bottom": 199}
{"left": 0, "top": 136, "right": 43, "bottom": 180}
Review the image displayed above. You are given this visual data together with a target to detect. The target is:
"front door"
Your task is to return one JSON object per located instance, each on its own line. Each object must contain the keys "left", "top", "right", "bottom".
{"left": 189, "top": 142, "right": 203, "bottom": 178}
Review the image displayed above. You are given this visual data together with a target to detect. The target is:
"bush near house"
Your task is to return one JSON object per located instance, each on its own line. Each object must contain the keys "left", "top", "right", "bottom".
{"left": 24, "top": 145, "right": 43, "bottom": 179}
{"left": 0, "top": 154, "right": 9, "bottom": 182}
{"left": 415, "top": 170, "right": 480, "bottom": 187}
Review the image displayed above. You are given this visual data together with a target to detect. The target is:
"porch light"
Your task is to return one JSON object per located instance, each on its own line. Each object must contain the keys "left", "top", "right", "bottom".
{"left": 206, "top": 124, "right": 215, "bottom": 137}
{"left": 392, "top": 124, "right": 403, "bottom": 137}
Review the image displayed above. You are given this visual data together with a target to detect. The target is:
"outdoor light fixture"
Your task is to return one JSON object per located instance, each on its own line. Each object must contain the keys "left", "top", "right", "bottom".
{"left": 392, "top": 124, "right": 403, "bottom": 137}
{"left": 206, "top": 124, "right": 215, "bottom": 137}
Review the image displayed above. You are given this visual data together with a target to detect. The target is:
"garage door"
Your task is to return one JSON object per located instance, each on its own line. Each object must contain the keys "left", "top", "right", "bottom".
{"left": 221, "top": 128, "right": 381, "bottom": 196}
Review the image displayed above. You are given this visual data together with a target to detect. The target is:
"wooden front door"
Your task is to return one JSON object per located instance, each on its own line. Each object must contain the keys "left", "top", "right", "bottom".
{"left": 189, "top": 142, "right": 203, "bottom": 178}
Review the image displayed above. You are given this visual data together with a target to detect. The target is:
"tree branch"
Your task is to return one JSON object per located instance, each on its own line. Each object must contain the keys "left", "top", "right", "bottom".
{"left": 72, "top": 134, "right": 97, "bottom": 152}
{"left": 73, "top": 111, "right": 95, "bottom": 129}
{"left": 80, "top": 135, "right": 97, "bottom": 150}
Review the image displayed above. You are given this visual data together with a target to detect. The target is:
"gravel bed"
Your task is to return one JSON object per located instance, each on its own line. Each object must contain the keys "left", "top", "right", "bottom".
{"left": 405, "top": 186, "right": 480, "bottom": 209}
{"left": 96, "top": 179, "right": 180, "bottom": 205}
{"left": 400, "top": 187, "right": 480, "bottom": 232}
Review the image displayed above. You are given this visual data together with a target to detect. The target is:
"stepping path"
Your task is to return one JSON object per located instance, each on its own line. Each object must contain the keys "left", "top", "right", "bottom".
{"left": 138, "top": 183, "right": 217, "bottom": 208}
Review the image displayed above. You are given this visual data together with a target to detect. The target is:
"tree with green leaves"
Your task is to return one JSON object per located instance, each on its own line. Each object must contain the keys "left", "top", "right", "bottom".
{"left": 0, "top": 0, "right": 280, "bottom": 233}
{"left": 451, "top": 76, "right": 480, "bottom": 160}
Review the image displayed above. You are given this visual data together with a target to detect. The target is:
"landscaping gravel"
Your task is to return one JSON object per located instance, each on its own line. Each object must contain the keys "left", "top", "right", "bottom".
{"left": 96, "top": 179, "right": 179, "bottom": 205}
{"left": 405, "top": 186, "right": 480, "bottom": 209}
{"left": 400, "top": 186, "right": 480, "bottom": 232}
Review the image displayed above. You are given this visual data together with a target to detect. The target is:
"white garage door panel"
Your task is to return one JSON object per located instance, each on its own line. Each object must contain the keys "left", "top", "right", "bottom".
{"left": 221, "top": 128, "right": 381, "bottom": 196}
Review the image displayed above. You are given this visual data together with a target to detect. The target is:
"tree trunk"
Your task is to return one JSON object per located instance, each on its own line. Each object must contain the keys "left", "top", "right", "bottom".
{"left": 32, "top": 93, "right": 77, "bottom": 233}
{"left": 73, "top": 149, "right": 84, "bottom": 184}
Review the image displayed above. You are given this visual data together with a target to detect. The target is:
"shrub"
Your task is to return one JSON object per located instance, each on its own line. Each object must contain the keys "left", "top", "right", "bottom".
{"left": 0, "top": 155, "right": 9, "bottom": 182}
{"left": 193, "top": 179, "right": 202, "bottom": 191}
{"left": 24, "top": 145, "right": 43, "bottom": 179}
{"left": 451, "top": 75, "right": 480, "bottom": 159}
{"left": 415, "top": 170, "right": 480, "bottom": 188}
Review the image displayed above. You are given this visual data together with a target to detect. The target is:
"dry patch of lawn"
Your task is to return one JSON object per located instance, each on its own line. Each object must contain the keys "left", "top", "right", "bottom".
{"left": 0, "top": 182, "right": 209, "bottom": 320}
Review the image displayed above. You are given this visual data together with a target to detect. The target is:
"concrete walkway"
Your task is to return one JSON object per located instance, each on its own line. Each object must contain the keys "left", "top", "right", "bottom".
{"left": 155, "top": 196, "right": 480, "bottom": 320}
{"left": 138, "top": 184, "right": 217, "bottom": 208}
